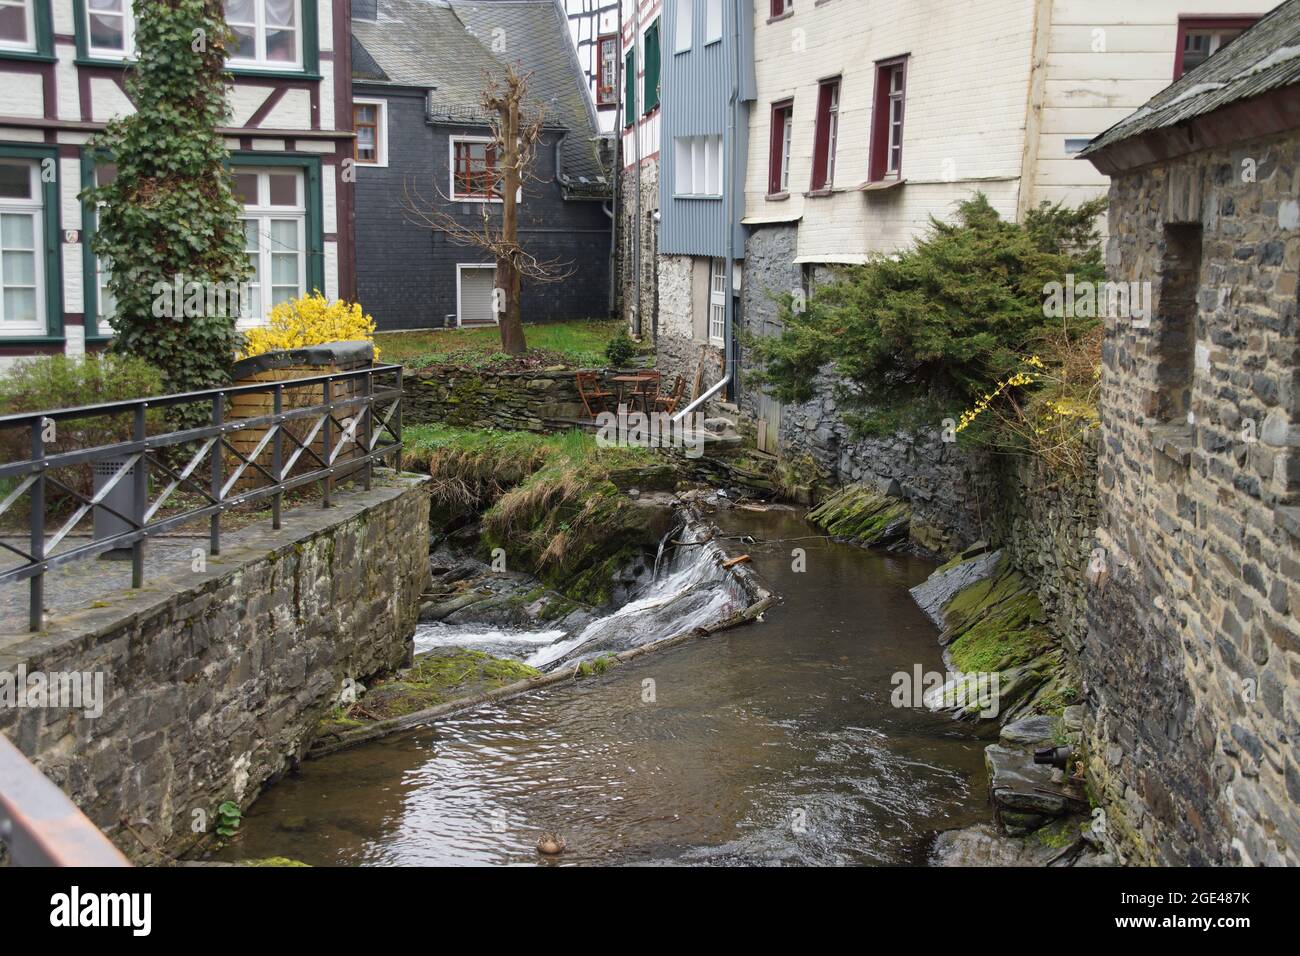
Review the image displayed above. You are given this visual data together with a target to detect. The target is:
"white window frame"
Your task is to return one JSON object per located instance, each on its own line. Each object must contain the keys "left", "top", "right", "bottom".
{"left": 674, "top": 0, "right": 692, "bottom": 53}
{"left": 449, "top": 134, "right": 502, "bottom": 203}
{"left": 673, "top": 134, "right": 722, "bottom": 198}
{"left": 226, "top": 0, "right": 303, "bottom": 71}
{"left": 887, "top": 64, "right": 905, "bottom": 176}
{"left": 780, "top": 109, "right": 792, "bottom": 192}
{"left": 824, "top": 79, "right": 839, "bottom": 187}
{"left": 237, "top": 167, "right": 306, "bottom": 328}
{"left": 0, "top": 159, "right": 45, "bottom": 336}
{"left": 704, "top": 0, "right": 722, "bottom": 45}
{"left": 90, "top": 163, "right": 116, "bottom": 336}
{"left": 708, "top": 258, "right": 725, "bottom": 347}
{"left": 456, "top": 263, "right": 499, "bottom": 327}
{"left": 353, "top": 97, "right": 388, "bottom": 167}
{"left": 0, "top": 0, "right": 34, "bottom": 53}
{"left": 85, "top": 0, "right": 136, "bottom": 60}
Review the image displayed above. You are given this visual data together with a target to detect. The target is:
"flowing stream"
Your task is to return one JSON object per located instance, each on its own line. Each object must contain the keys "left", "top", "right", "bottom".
{"left": 220, "top": 507, "right": 991, "bottom": 865}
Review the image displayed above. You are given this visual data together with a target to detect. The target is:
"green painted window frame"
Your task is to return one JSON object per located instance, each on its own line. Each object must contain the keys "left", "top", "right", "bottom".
{"left": 624, "top": 46, "right": 636, "bottom": 127}
{"left": 643, "top": 20, "right": 660, "bottom": 114}
{"left": 230, "top": 152, "right": 325, "bottom": 298}
{"left": 72, "top": 0, "right": 321, "bottom": 77}
{"left": 0, "top": 0, "right": 54, "bottom": 62}
{"left": 0, "top": 142, "right": 63, "bottom": 344}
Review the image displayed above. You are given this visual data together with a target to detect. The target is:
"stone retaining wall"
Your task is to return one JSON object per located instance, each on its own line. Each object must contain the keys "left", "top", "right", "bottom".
{"left": 0, "top": 476, "right": 430, "bottom": 861}
{"left": 404, "top": 367, "right": 588, "bottom": 431}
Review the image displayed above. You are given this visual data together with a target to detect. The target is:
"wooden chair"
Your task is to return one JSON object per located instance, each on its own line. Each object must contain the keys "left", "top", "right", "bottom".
{"left": 576, "top": 371, "right": 615, "bottom": 419}
{"left": 656, "top": 375, "right": 686, "bottom": 415}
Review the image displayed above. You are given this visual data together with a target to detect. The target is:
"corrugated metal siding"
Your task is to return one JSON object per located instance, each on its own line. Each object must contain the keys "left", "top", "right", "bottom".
{"left": 658, "top": 0, "right": 753, "bottom": 257}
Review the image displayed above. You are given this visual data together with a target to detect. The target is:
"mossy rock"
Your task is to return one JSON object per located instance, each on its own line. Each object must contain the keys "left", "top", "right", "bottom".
{"left": 807, "top": 484, "right": 910, "bottom": 547}
{"left": 318, "top": 649, "right": 541, "bottom": 730}
{"left": 237, "top": 857, "right": 311, "bottom": 867}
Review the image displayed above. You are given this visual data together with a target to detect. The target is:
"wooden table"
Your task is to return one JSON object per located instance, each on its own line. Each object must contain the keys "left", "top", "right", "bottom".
{"left": 608, "top": 372, "right": 660, "bottom": 413}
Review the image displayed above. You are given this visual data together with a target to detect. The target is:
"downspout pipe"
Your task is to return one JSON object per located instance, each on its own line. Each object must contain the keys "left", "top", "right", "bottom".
{"left": 722, "top": 0, "right": 741, "bottom": 403}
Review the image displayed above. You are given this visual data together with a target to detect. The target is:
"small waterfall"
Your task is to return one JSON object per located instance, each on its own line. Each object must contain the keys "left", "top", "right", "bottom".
{"left": 413, "top": 517, "right": 750, "bottom": 673}
{"left": 652, "top": 522, "right": 682, "bottom": 581}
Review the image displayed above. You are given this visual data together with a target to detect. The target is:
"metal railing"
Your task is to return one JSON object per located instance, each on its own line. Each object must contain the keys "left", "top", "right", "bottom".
{"left": 0, "top": 735, "right": 130, "bottom": 866}
{"left": 0, "top": 364, "right": 404, "bottom": 632}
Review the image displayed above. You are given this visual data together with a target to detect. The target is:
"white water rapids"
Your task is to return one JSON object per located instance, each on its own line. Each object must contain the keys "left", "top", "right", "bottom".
{"left": 412, "top": 524, "right": 748, "bottom": 672}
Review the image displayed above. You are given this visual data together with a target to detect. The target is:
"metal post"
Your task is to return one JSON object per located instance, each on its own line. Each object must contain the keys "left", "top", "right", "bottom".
{"left": 321, "top": 378, "right": 332, "bottom": 508}
{"left": 362, "top": 370, "right": 373, "bottom": 491}
{"left": 29, "top": 420, "right": 44, "bottom": 632}
{"left": 394, "top": 366, "right": 403, "bottom": 467}
{"left": 131, "top": 404, "right": 146, "bottom": 589}
{"left": 272, "top": 384, "right": 283, "bottom": 530}
{"left": 210, "top": 394, "right": 223, "bottom": 556}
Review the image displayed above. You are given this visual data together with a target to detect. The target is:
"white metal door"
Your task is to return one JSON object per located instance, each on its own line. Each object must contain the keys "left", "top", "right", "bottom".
{"left": 458, "top": 265, "right": 497, "bottom": 326}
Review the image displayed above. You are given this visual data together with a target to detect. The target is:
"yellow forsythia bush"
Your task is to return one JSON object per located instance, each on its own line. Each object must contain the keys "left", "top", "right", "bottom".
{"left": 239, "top": 292, "right": 381, "bottom": 360}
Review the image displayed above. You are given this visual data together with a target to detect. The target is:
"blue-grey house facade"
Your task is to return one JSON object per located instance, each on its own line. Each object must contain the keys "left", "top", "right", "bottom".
{"left": 654, "top": 0, "right": 754, "bottom": 398}
{"left": 351, "top": 0, "right": 612, "bottom": 332}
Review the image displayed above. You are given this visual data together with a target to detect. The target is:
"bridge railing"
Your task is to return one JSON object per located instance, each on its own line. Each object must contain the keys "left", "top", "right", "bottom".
{"left": 0, "top": 363, "right": 404, "bottom": 632}
{"left": 0, "top": 735, "right": 130, "bottom": 866}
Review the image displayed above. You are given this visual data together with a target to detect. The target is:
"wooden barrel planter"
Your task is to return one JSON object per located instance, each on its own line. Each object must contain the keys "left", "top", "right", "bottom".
{"left": 226, "top": 341, "right": 375, "bottom": 492}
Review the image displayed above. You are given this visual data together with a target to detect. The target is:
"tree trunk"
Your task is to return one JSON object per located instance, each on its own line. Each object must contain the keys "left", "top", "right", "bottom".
{"left": 497, "top": 89, "right": 527, "bottom": 355}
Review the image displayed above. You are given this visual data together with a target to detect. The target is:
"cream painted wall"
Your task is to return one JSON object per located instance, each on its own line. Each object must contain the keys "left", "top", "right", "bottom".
{"left": 746, "top": 0, "right": 1037, "bottom": 263}
{"left": 746, "top": 0, "right": 1283, "bottom": 263}
{"left": 1029, "top": 0, "right": 1280, "bottom": 210}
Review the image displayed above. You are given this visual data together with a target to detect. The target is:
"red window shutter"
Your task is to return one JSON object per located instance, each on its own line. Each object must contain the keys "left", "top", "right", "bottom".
{"left": 811, "top": 82, "right": 833, "bottom": 190}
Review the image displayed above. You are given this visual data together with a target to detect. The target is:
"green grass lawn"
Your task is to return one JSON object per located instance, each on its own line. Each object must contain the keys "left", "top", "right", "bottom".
{"left": 376, "top": 319, "right": 625, "bottom": 369}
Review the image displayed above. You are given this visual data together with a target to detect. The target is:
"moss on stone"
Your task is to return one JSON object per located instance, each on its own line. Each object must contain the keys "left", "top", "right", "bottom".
{"left": 237, "top": 856, "right": 311, "bottom": 867}
{"left": 317, "top": 649, "right": 541, "bottom": 731}
{"left": 807, "top": 484, "right": 910, "bottom": 547}
{"left": 948, "top": 589, "right": 1053, "bottom": 673}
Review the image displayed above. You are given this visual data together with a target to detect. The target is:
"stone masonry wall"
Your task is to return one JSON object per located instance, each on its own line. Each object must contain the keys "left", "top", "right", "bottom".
{"left": 404, "top": 367, "right": 588, "bottom": 432}
{"left": 618, "top": 159, "right": 660, "bottom": 338}
{"left": 1085, "top": 129, "right": 1300, "bottom": 866}
{"left": 0, "top": 478, "right": 430, "bottom": 861}
{"left": 655, "top": 253, "right": 725, "bottom": 397}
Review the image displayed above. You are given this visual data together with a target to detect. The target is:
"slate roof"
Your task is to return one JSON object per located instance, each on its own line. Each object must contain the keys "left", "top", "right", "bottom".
{"left": 352, "top": 0, "right": 608, "bottom": 193}
{"left": 1082, "top": 0, "right": 1300, "bottom": 157}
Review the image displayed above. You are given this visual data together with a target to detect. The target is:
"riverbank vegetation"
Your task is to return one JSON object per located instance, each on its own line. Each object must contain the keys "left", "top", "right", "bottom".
{"left": 749, "top": 194, "right": 1106, "bottom": 472}
{"left": 403, "top": 424, "right": 669, "bottom": 604}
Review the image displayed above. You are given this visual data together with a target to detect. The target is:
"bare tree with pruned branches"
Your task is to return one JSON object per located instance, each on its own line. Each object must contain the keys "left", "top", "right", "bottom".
{"left": 406, "top": 66, "right": 575, "bottom": 355}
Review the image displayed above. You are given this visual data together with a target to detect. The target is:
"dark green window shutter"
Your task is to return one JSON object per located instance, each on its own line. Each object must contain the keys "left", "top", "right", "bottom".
{"left": 644, "top": 21, "right": 660, "bottom": 113}
{"left": 624, "top": 47, "right": 636, "bottom": 125}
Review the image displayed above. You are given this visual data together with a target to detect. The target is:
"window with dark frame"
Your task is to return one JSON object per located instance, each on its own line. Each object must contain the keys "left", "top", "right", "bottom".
{"left": 870, "top": 57, "right": 907, "bottom": 182}
{"left": 452, "top": 139, "right": 499, "bottom": 200}
{"left": 596, "top": 34, "right": 619, "bottom": 107}
{"left": 770, "top": 0, "right": 791, "bottom": 18}
{"left": 1174, "top": 16, "right": 1259, "bottom": 79}
{"left": 811, "top": 77, "right": 840, "bottom": 191}
{"left": 768, "top": 100, "right": 793, "bottom": 196}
